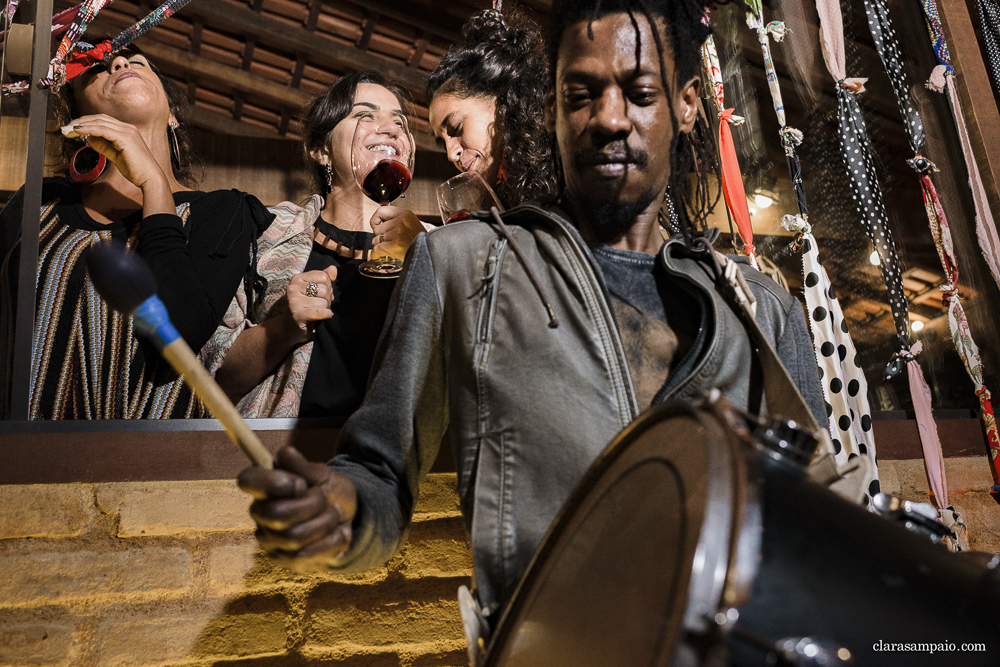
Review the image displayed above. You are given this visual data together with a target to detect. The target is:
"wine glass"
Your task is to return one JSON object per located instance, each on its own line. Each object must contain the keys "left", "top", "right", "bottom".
{"left": 351, "top": 111, "right": 415, "bottom": 278}
{"left": 435, "top": 171, "right": 504, "bottom": 224}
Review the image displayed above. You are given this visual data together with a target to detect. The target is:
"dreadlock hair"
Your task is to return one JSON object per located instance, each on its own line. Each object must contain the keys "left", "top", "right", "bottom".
{"left": 427, "top": 9, "right": 555, "bottom": 207}
{"left": 57, "top": 41, "right": 200, "bottom": 188}
{"left": 547, "top": 0, "right": 731, "bottom": 243}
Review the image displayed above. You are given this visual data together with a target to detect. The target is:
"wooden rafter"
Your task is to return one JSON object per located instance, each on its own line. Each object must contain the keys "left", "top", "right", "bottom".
{"left": 181, "top": 0, "right": 430, "bottom": 101}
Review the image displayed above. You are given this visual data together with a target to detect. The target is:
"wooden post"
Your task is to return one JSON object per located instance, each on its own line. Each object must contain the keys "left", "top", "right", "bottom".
{"left": 938, "top": 0, "right": 1000, "bottom": 228}
{"left": 10, "top": 0, "right": 53, "bottom": 420}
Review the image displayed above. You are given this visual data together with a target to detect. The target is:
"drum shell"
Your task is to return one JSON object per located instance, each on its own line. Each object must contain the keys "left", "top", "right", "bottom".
{"left": 484, "top": 401, "right": 1000, "bottom": 667}
{"left": 729, "top": 454, "right": 1000, "bottom": 666}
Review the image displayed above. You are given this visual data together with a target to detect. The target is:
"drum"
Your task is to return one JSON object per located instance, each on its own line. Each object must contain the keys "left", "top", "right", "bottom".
{"left": 482, "top": 400, "right": 1000, "bottom": 666}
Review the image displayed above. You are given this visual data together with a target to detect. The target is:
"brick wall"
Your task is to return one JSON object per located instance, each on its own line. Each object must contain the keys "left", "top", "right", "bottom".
{"left": 0, "top": 474, "right": 472, "bottom": 666}
{"left": 1, "top": 457, "right": 997, "bottom": 666}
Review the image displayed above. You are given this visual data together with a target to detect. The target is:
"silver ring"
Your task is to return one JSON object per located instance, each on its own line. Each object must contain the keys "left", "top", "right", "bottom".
{"left": 305, "top": 282, "right": 318, "bottom": 297}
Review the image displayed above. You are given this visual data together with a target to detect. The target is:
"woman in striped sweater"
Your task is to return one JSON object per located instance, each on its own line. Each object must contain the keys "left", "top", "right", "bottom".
{"left": 0, "top": 43, "right": 272, "bottom": 419}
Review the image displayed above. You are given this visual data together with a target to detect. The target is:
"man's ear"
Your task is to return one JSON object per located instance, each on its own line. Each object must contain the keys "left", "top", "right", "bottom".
{"left": 544, "top": 89, "right": 556, "bottom": 134}
{"left": 678, "top": 76, "right": 701, "bottom": 134}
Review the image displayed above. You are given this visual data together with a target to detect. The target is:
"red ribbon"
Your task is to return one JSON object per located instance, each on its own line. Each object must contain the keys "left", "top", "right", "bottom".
{"left": 718, "top": 108, "right": 755, "bottom": 259}
{"left": 63, "top": 40, "right": 112, "bottom": 82}
{"left": 975, "top": 388, "right": 1000, "bottom": 482}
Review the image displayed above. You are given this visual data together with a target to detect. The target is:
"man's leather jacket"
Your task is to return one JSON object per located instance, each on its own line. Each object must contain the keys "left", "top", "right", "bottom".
{"left": 330, "top": 204, "right": 825, "bottom": 617}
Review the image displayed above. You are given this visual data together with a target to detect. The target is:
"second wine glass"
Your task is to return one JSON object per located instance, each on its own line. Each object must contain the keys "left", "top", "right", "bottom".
{"left": 435, "top": 170, "right": 504, "bottom": 225}
{"left": 352, "top": 111, "right": 415, "bottom": 278}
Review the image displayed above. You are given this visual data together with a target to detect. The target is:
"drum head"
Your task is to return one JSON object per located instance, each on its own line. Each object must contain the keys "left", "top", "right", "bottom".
{"left": 485, "top": 403, "right": 732, "bottom": 667}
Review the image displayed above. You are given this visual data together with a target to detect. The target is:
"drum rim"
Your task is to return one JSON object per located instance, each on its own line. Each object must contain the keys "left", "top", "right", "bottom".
{"left": 482, "top": 398, "right": 764, "bottom": 665}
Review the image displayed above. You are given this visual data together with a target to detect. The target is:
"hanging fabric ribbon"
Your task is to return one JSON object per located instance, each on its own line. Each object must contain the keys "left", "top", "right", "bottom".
{"left": 30, "top": 0, "right": 193, "bottom": 91}
{"left": 747, "top": 0, "right": 880, "bottom": 506}
{"left": 920, "top": 166, "right": 1000, "bottom": 485}
{"left": 815, "top": 0, "right": 952, "bottom": 513}
{"left": 0, "top": 4, "right": 82, "bottom": 46}
{"left": 919, "top": 0, "right": 1000, "bottom": 298}
{"left": 1, "top": 4, "right": 84, "bottom": 96}
{"left": 861, "top": 0, "right": 988, "bottom": 510}
{"left": 3, "top": 0, "right": 19, "bottom": 23}
{"left": 38, "top": 0, "right": 114, "bottom": 89}
{"left": 701, "top": 34, "right": 758, "bottom": 267}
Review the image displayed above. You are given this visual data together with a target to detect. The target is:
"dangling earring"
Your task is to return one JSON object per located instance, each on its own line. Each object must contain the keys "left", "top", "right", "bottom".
{"left": 324, "top": 161, "right": 333, "bottom": 193}
{"left": 69, "top": 146, "right": 106, "bottom": 183}
{"left": 168, "top": 120, "right": 182, "bottom": 170}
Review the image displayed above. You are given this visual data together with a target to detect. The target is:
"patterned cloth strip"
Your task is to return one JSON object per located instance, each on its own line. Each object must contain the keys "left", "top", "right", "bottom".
{"left": 1, "top": 5, "right": 82, "bottom": 97}
{"left": 802, "top": 230, "right": 881, "bottom": 504}
{"left": 700, "top": 34, "right": 757, "bottom": 265}
{"left": 919, "top": 0, "right": 1000, "bottom": 299}
{"left": 748, "top": 0, "right": 880, "bottom": 505}
{"left": 919, "top": 173, "right": 1000, "bottom": 481}
{"left": 836, "top": 87, "right": 912, "bottom": 370}
{"left": 0, "top": 4, "right": 82, "bottom": 46}
{"left": 39, "top": 0, "right": 114, "bottom": 89}
{"left": 41, "top": 0, "right": 193, "bottom": 89}
{"left": 920, "top": 0, "right": 954, "bottom": 75}
{"left": 3, "top": 0, "right": 19, "bottom": 22}
{"left": 816, "top": 0, "right": 954, "bottom": 512}
{"left": 979, "top": 0, "right": 1000, "bottom": 98}
{"left": 862, "top": 0, "right": 970, "bottom": 509}
{"left": 863, "top": 0, "right": 925, "bottom": 155}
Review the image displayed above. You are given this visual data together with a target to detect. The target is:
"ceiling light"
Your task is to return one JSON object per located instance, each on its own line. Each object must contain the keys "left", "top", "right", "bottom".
{"left": 911, "top": 320, "right": 925, "bottom": 332}
{"left": 754, "top": 193, "right": 773, "bottom": 209}
{"left": 869, "top": 250, "right": 881, "bottom": 266}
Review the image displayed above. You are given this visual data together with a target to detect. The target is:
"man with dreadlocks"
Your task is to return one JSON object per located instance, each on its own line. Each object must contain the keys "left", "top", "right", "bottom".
{"left": 239, "top": 0, "right": 825, "bottom": 635}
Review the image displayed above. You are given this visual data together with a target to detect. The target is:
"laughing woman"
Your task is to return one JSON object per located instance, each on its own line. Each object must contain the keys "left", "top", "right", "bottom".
{"left": 0, "top": 43, "right": 272, "bottom": 419}
{"left": 203, "top": 71, "right": 426, "bottom": 419}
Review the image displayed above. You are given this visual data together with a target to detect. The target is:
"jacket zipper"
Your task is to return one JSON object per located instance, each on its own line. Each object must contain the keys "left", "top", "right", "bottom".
{"left": 523, "top": 208, "right": 639, "bottom": 424}
{"left": 478, "top": 237, "right": 506, "bottom": 343}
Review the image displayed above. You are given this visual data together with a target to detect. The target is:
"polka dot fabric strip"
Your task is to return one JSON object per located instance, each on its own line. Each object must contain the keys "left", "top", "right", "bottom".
{"left": 836, "top": 86, "right": 912, "bottom": 365}
{"left": 863, "top": 0, "right": 925, "bottom": 154}
{"left": 978, "top": 0, "right": 1000, "bottom": 99}
{"left": 801, "top": 233, "right": 880, "bottom": 506}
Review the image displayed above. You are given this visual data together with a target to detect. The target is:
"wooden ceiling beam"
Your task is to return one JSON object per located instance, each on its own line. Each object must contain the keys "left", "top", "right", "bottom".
{"left": 137, "top": 39, "right": 439, "bottom": 150}
{"left": 182, "top": 0, "right": 429, "bottom": 101}
{"left": 339, "top": 0, "right": 462, "bottom": 42}
{"left": 189, "top": 107, "right": 284, "bottom": 138}
{"left": 138, "top": 39, "right": 313, "bottom": 108}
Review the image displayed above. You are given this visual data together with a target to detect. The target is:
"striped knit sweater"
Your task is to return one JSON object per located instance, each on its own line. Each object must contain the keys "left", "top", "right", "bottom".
{"left": 1, "top": 179, "right": 272, "bottom": 419}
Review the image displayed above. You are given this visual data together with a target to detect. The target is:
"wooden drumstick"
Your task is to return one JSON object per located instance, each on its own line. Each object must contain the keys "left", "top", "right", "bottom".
{"left": 86, "top": 240, "right": 273, "bottom": 469}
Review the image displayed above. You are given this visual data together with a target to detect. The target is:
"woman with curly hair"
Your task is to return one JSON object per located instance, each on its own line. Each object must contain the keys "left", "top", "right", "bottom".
{"left": 427, "top": 8, "right": 555, "bottom": 207}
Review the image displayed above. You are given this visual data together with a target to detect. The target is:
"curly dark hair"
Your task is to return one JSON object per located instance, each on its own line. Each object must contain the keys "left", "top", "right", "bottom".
{"left": 427, "top": 9, "right": 555, "bottom": 207}
{"left": 301, "top": 70, "right": 412, "bottom": 196}
{"left": 548, "top": 0, "right": 733, "bottom": 242}
{"left": 58, "top": 42, "right": 200, "bottom": 188}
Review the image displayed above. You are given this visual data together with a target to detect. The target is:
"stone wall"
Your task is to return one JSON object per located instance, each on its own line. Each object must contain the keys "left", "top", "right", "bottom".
{"left": 1, "top": 456, "right": 997, "bottom": 666}
{"left": 0, "top": 474, "right": 472, "bottom": 666}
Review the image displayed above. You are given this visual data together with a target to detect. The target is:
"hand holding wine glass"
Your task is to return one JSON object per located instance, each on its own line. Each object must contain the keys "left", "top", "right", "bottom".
{"left": 435, "top": 171, "right": 504, "bottom": 225}
{"left": 351, "top": 112, "right": 415, "bottom": 278}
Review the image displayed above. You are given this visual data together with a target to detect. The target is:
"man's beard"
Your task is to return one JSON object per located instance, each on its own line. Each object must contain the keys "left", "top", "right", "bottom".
{"left": 586, "top": 189, "right": 658, "bottom": 243}
{"left": 567, "top": 141, "right": 658, "bottom": 243}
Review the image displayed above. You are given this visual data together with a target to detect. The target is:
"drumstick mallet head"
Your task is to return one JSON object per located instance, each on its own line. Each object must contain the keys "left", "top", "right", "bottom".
{"left": 86, "top": 240, "right": 273, "bottom": 468}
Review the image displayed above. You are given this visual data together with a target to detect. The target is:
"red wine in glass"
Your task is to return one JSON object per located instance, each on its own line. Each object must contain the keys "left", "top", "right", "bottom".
{"left": 446, "top": 209, "right": 472, "bottom": 224}
{"left": 351, "top": 113, "right": 416, "bottom": 278}
{"left": 363, "top": 160, "right": 412, "bottom": 204}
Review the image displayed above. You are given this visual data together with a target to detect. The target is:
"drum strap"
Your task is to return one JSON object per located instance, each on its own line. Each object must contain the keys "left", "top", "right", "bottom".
{"left": 708, "top": 246, "right": 866, "bottom": 498}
